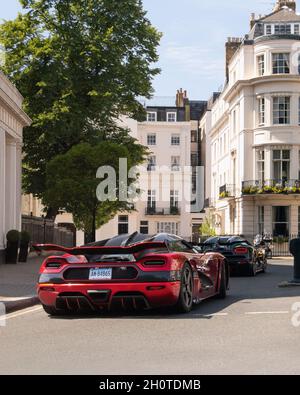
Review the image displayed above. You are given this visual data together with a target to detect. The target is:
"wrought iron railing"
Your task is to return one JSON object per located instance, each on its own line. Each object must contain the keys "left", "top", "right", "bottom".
{"left": 145, "top": 207, "right": 180, "bottom": 216}
{"left": 219, "top": 184, "right": 236, "bottom": 198}
{"left": 242, "top": 179, "right": 300, "bottom": 195}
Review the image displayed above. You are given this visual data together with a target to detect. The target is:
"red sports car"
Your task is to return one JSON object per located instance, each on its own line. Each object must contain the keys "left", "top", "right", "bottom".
{"left": 34, "top": 233, "right": 229, "bottom": 316}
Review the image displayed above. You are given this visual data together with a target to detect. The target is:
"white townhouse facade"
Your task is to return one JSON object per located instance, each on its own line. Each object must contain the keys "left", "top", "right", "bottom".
{"left": 0, "top": 70, "right": 31, "bottom": 263}
{"left": 71, "top": 90, "right": 207, "bottom": 245}
{"left": 204, "top": 0, "right": 300, "bottom": 239}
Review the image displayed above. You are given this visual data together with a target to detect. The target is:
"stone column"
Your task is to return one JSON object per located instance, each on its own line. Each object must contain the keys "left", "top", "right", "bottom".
{"left": 0, "top": 128, "right": 6, "bottom": 250}
{"left": 290, "top": 205, "right": 298, "bottom": 235}
{"left": 5, "top": 139, "right": 17, "bottom": 232}
{"left": 15, "top": 140, "right": 22, "bottom": 230}
{"left": 290, "top": 146, "right": 299, "bottom": 180}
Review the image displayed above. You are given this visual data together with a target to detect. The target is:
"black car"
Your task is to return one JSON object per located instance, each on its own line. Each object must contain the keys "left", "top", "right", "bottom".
{"left": 197, "top": 236, "right": 267, "bottom": 276}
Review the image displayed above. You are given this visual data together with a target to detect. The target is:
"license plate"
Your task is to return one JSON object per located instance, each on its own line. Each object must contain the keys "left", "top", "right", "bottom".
{"left": 89, "top": 268, "right": 112, "bottom": 280}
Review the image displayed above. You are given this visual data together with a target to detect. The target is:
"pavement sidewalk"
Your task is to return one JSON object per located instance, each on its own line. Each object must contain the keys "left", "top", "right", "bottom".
{"left": 0, "top": 253, "right": 44, "bottom": 313}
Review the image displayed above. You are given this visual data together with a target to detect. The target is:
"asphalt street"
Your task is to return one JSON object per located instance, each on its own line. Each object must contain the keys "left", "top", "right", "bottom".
{"left": 0, "top": 259, "right": 300, "bottom": 375}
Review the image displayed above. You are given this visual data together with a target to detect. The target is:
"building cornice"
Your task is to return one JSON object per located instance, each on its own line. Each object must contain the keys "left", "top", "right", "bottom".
{"left": 209, "top": 110, "right": 229, "bottom": 137}
{"left": 223, "top": 74, "right": 300, "bottom": 102}
{"left": 0, "top": 71, "right": 31, "bottom": 127}
{"left": 138, "top": 121, "right": 192, "bottom": 127}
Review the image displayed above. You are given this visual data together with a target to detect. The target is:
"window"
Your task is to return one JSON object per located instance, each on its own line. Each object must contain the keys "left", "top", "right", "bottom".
{"left": 257, "top": 150, "right": 265, "bottom": 182}
{"left": 168, "top": 240, "right": 193, "bottom": 253}
{"left": 257, "top": 55, "right": 265, "bottom": 76}
{"left": 147, "top": 133, "right": 156, "bottom": 145}
{"left": 192, "top": 170, "right": 197, "bottom": 193}
{"left": 298, "top": 54, "right": 300, "bottom": 75}
{"left": 258, "top": 207, "right": 265, "bottom": 235}
{"left": 157, "top": 222, "right": 179, "bottom": 235}
{"left": 295, "top": 24, "right": 300, "bottom": 35}
{"left": 147, "top": 156, "right": 156, "bottom": 171}
{"left": 266, "top": 25, "right": 272, "bottom": 35}
{"left": 273, "top": 97, "right": 290, "bottom": 124}
{"left": 170, "top": 190, "right": 179, "bottom": 209}
{"left": 298, "top": 207, "right": 300, "bottom": 236}
{"left": 273, "top": 150, "right": 290, "bottom": 181}
{"left": 232, "top": 109, "right": 237, "bottom": 134}
{"left": 258, "top": 97, "right": 265, "bottom": 125}
{"left": 191, "top": 153, "right": 198, "bottom": 167}
{"left": 147, "top": 190, "right": 156, "bottom": 212}
{"left": 274, "top": 24, "right": 291, "bottom": 35}
{"left": 272, "top": 53, "right": 290, "bottom": 74}
{"left": 147, "top": 112, "right": 156, "bottom": 122}
{"left": 272, "top": 206, "right": 290, "bottom": 237}
{"left": 140, "top": 221, "right": 149, "bottom": 234}
{"left": 118, "top": 215, "right": 128, "bottom": 235}
{"left": 167, "top": 112, "right": 176, "bottom": 122}
{"left": 171, "top": 134, "right": 180, "bottom": 146}
{"left": 191, "top": 130, "right": 198, "bottom": 143}
{"left": 171, "top": 156, "right": 180, "bottom": 171}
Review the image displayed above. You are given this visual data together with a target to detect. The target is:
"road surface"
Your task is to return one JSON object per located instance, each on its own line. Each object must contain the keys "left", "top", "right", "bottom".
{"left": 0, "top": 259, "right": 300, "bottom": 374}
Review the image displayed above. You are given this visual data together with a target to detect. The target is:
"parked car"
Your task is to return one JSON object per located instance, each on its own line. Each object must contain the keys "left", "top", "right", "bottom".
{"left": 197, "top": 236, "right": 267, "bottom": 276}
{"left": 33, "top": 232, "right": 229, "bottom": 316}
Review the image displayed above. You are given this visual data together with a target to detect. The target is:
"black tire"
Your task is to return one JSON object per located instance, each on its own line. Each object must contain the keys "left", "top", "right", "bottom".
{"left": 42, "top": 304, "right": 64, "bottom": 316}
{"left": 174, "top": 263, "right": 194, "bottom": 314}
{"left": 249, "top": 261, "right": 257, "bottom": 277}
{"left": 262, "top": 258, "right": 268, "bottom": 273}
{"left": 217, "top": 265, "right": 227, "bottom": 299}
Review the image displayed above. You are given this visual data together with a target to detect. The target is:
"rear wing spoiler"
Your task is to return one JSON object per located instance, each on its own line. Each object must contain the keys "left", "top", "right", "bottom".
{"left": 32, "top": 242, "right": 168, "bottom": 256}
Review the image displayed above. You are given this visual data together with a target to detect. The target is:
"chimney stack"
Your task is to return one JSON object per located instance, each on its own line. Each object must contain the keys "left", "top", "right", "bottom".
{"left": 225, "top": 37, "right": 242, "bottom": 82}
{"left": 250, "top": 13, "right": 256, "bottom": 30}
{"left": 176, "top": 88, "right": 188, "bottom": 107}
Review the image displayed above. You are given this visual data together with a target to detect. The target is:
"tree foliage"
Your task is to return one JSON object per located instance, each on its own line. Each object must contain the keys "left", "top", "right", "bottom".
{"left": 0, "top": 0, "right": 161, "bottom": 209}
{"left": 45, "top": 142, "right": 145, "bottom": 241}
{"left": 200, "top": 214, "right": 216, "bottom": 237}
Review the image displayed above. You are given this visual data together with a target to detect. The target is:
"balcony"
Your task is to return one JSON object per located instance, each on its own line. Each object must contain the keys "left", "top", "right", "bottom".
{"left": 204, "top": 198, "right": 216, "bottom": 208}
{"left": 242, "top": 180, "right": 300, "bottom": 195}
{"left": 219, "top": 184, "right": 235, "bottom": 199}
{"left": 145, "top": 207, "right": 180, "bottom": 216}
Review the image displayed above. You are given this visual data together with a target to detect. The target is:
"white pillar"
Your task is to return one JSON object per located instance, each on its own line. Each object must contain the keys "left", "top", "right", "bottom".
{"left": 15, "top": 141, "right": 22, "bottom": 230}
{"left": 290, "top": 146, "right": 299, "bottom": 180}
{"left": 0, "top": 128, "right": 6, "bottom": 249}
{"left": 5, "top": 139, "right": 17, "bottom": 232}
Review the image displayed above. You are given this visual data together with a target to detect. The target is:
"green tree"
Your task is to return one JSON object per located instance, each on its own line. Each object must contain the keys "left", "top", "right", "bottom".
{"left": 0, "top": 0, "right": 161, "bottom": 218}
{"left": 44, "top": 142, "right": 145, "bottom": 242}
{"left": 200, "top": 214, "right": 216, "bottom": 237}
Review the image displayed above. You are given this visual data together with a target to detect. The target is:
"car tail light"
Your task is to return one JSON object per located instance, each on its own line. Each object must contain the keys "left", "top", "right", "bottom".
{"left": 46, "top": 262, "right": 62, "bottom": 269}
{"left": 40, "top": 286, "right": 55, "bottom": 292}
{"left": 233, "top": 247, "right": 248, "bottom": 255}
{"left": 143, "top": 260, "right": 165, "bottom": 266}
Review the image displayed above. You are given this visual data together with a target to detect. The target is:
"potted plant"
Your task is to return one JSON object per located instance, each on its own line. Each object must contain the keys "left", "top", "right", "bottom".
{"left": 170, "top": 206, "right": 179, "bottom": 215}
{"left": 18, "top": 231, "right": 31, "bottom": 263}
{"left": 5, "top": 230, "right": 20, "bottom": 264}
{"left": 219, "top": 191, "right": 229, "bottom": 199}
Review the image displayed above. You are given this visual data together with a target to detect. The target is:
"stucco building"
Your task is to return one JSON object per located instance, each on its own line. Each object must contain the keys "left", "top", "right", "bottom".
{"left": 0, "top": 70, "right": 31, "bottom": 263}
{"left": 204, "top": 0, "right": 300, "bottom": 239}
{"left": 67, "top": 90, "right": 207, "bottom": 245}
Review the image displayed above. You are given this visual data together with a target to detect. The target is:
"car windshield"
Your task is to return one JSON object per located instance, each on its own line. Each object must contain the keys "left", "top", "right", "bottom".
{"left": 87, "top": 254, "right": 136, "bottom": 263}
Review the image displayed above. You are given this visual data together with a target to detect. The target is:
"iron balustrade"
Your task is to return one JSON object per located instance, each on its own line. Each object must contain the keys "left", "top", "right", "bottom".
{"left": 219, "top": 184, "right": 236, "bottom": 198}
{"left": 145, "top": 207, "right": 180, "bottom": 216}
{"left": 242, "top": 179, "right": 300, "bottom": 194}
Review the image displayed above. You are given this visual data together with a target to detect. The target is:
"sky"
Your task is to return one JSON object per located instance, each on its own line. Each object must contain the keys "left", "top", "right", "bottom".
{"left": 0, "top": 0, "right": 296, "bottom": 100}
